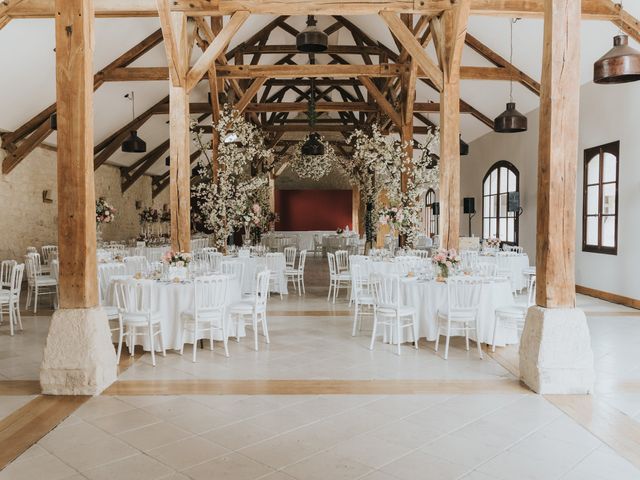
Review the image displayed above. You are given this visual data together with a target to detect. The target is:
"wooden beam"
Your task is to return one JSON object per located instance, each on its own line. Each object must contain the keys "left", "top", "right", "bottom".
{"left": 55, "top": 0, "right": 98, "bottom": 308}
{"left": 380, "top": 11, "right": 444, "bottom": 91}
{"left": 186, "top": 11, "right": 249, "bottom": 93}
{"left": 608, "top": 1, "right": 640, "bottom": 44}
{"left": 358, "top": 76, "right": 402, "bottom": 127}
{"left": 464, "top": 33, "right": 540, "bottom": 95}
{"left": 169, "top": 11, "right": 191, "bottom": 252}
{"left": 438, "top": 0, "right": 470, "bottom": 250}
{"left": 7, "top": 0, "right": 622, "bottom": 19}
{"left": 1, "top": 28, "right": 163, "bottom": 152}
{"left": 121, "top": 140, "right": 170, "bottom": 192}
{"left": 2, "top": 122, "right": 52, "bottom": 174}
{"left": 0, "top": 0, "right": 25, "bottom": 30}
{"left": 243, "top": 102, "right": 379, "bottom": 112}
{"left": 156, "top": 0, "right": 184, "bottom": 87}
{"left": 535, "top": 0, "right": 581, "bottom": 308}
{"left": 237, "top": 44, "right": 383, "bottom": 55}
{"left": 235, "top": 77, "right": 266, "bottom": 113}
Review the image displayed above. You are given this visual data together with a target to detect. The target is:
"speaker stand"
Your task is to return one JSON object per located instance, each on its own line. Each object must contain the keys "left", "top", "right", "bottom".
{"left": 467, "top": 212, "right": 476, "bottom": 237}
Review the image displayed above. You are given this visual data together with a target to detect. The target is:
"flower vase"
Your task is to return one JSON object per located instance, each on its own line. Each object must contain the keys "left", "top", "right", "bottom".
{"left": 96, "top": 223, "right": 104, "bottom": 244}
{"left": 436, "top": 264, "right": 449, "bottom": 282}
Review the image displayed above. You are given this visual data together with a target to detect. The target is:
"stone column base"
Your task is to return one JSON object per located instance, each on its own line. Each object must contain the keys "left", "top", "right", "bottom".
{"left": 40, "top": 307, "right": 117, "bottom": 395}
{"left": 519, "top": 306, "right": 594, "bottom": 394}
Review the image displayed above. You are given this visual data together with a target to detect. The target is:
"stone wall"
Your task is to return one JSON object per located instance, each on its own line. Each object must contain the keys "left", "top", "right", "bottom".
{"left": 0, "top": 146, "right": 168, "bottom": 261}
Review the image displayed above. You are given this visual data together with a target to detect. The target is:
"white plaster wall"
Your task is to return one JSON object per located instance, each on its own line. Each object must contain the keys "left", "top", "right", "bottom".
{"left": 0, "top": 146, "right": 168, "bottom": 261}
{"left": 461, "top": 82, "right": 640, "bottom": 300}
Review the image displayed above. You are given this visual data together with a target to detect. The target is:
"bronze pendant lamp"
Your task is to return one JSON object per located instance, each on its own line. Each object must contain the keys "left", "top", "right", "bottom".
{"left": 594, "top": 34, "right": 640, "bottom": 84}
{"left": 494, "top": 19, "right": 527, "bottom": 133}
{"left": 122, "top": 91, "right": 147, "bottom": 153}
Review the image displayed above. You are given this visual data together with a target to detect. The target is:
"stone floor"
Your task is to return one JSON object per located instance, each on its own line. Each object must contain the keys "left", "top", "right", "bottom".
{"left": 1, "top": 257, "right": 639, "bottom": 479}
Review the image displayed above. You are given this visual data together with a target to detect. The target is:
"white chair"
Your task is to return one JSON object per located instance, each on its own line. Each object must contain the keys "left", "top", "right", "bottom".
{"left": 113, "top": 279, "right": 165, "bottom": 366}
{"left": 24, "top": 253, "right": 58, "bottom": 313}
{"left": 351, "top": 264, "right": 375, "bottom": 336}
{"left": 327, "top": 253, "right": 350, "bottom": 303}
{"left": 229, "top": 270, "right": 270, "bottom": 351}
{"left": 1, "top": 260, "right": 17, "bottom": 291}
{"left": 335, "top": 250, "right": 350, "bottom": 274}
{"left": 266, "top": 253, "right": 284, "bottom": 299}
{"left": 285, "top": 249, "right": 307, "bottom": 295}
{"left": 206, "top": 252, "right": 223, "bottom": 273}
{"left": 202, "top": 247, "right": 218, "bottom": 254}
{"left": 0, "top": 264, "right": 24, "bottom": 335}
{"left": 97, "top": 263, "right": 127, "bottom": 333}
{"left": 180, "top": 275, "right": 229, "bottom": 361}
{"left": 312, "top": 234, "right": 324, "bottom": 257}
{"left": 284, "top": 246, "right": 297, "bottom": 269}
{"left": 475, "top": 262, "right": 497, "bottom": 277}
{"left": 123, "top": 256, "right": 150, "bottom": 276}
{"left": 461, "top": 250, "right": 479, "bottom": 270}
{"left": 435, "top": 277, "right": 484, "bottom": 360}
{"left": 370, "top": 274, "right": 418, "bottom": 355}
{"left": 221, "top": 260, "right": 245, "bottom": 286}
{"left": 492, "top": 275, "right": 536, "bottom": 352}
{"left": 41, "top": 245, "right": 58, "bottom": 265}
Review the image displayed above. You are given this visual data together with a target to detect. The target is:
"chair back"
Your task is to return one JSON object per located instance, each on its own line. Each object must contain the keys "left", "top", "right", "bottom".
{"left": 265, "top": 252, "right": 282, "bottom": 272}
{"left": 527, "top": 275, "right": 537, "bottom": 307}
{"left": 1, "top": 260, "right": 17, "bottom": 289}
{"left": 9, "top": 264, "right": 25, "bottom": 297}
{"left": 327, "top": 252, "right": 337, "bottom": 277}
{"left": 297, "top": 250, "right": 308, "bottom": 273}
{"left": 98, "top": 263, "right": 127, "bottom": 304}
{"left": 26, "top": 246, "right": 37, "bottom": 254}
{"left": 335, "top": 250, "right": 349, "bottom": 273}
{"left": 373, "top": 274, "right": 402, "bottom": 310}
{"left": 114, "top": 279, "right": 155, "bottom": 316}
{"left": 255, "top": 270, "right": 270, "bottom": 309}
{"left": 50, "top": 259, "right": 59, "bottom": 281}
{"left": 193, "top": 275, "right": 228, "bottom": 317}
{"left": 205, "top": 252, "right": 223, "bottom": 273}
{"left": 41, "top": 245, "right": 58, "bottom": 265}
{"left": 123, "top": 256, "right": 150, "bottom": 275}
{"left": 24, "top": 253, "right": 43, "bottom": 283}
{"left": 350, "top": 264, "right": 370, "bottom": 303}
{"left": 461, "top": 250, "right": 479, "bottom": 269}
{"left": 284, "top": 246, "right": 297, "bottom": 268}
{"left": 446, "top": 277, "right": 482, "bottom": 318}
{"left": 221, "top": 260, "right": 245, "bottom": 285}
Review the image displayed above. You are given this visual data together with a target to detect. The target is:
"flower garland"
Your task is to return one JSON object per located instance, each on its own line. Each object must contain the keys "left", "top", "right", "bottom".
{"left": 290, "top": 135, "right": 337, "bottom": 181}
{"left": 191, "top": 105, "right": 274, "bottom": 249}
{"left": 96, "top": 198, "right": 116, "bottom": 224}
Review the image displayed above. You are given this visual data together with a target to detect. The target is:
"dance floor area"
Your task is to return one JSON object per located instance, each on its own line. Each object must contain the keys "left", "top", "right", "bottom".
{"left": 1, "top": 258, "right": 639, "bottom": 480}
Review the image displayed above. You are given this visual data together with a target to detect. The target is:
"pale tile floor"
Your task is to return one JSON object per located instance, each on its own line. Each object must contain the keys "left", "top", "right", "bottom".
{"left": 1, "top": 257, "right": 640, "bottom": 479}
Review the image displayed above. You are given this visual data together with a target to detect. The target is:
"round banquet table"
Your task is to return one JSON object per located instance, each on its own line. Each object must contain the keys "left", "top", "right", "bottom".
{"left": 109, "top": 277, "right": 244, "bottom": 351}
{"left": 234, "top": 256, "right": 287, "bottom": 295}
{"left": 402, "top": 277, "right": 519, "bottom": 347}
{"left": 478, "top": 254, "right": 530, "bottom": 291}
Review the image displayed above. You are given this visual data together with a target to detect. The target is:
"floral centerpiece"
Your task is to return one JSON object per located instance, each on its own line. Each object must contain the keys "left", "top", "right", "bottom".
{"left": 160, "top": 209, "right": 171, "bottom": 223}
{"left": 96, "top": 198, "right": 116, "bottom": 224}
{"left": 162, "top": 251, "right": 191, "bottom": 281}
{"left": 139, "top": 207, "right": 159, "bottom": 225}
{"left": 484, "top": 237, "right": 501, "bottom": 249}
{"left": 432, "top": 248, "right": 461, "bottom": 280}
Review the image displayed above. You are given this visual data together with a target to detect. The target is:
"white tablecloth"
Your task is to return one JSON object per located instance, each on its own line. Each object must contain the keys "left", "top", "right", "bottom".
{"left": 478, "top": 254, "right": 530, "bottom": 291}
{"left": 403, "top": 277, "right": 518, "bottom": 346}
{"left": 110, "top": 278, "right": 244, "bottom": 351}
{"left": 265, "top": 231, "right": 335, "bottom": 251}
{"left": 234, "top": 256, "right": 288, "bottom": 295}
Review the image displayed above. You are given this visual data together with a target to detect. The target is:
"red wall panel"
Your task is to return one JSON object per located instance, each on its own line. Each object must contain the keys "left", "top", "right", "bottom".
{"left": 275, "top": 190, "right": 352, "bottom": 231}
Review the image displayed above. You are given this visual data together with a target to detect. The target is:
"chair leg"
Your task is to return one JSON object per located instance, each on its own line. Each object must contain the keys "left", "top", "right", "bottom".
{"left": 128, "top": 326, "right": 135, "bottom": 356}
{"left": 116, "top": 328, "right": 123, "bottom": 365}
{"left": 149, "top": 324, "right": 156, "bottom": 366}
{"left": 476, "top": 320, "right": 484, "bottom": 359}
{"left": 434, "top": 326, "right": 440, "bottom": 352}
{"left": 396, "top": 314, "right": 401, "bottom": 356}
{"left": 369, "top": 311, "right": 378, "bottom": 351}
{"left": 15, "top": 302, "right": 23, "bottom": 331}
{"left": 253, "top": 315, "right": 259, "bottom": 351}
{"left": 262, "top": 313, "right": 270, "bottom": 344}
{"left": 465, "top": 326, "right": 470, "bottom": 351}
{"left": 180, "top": 329, "right": 185, "bottom": 356}
{"left": 159, "top": 325, "right": 166, "bottom": 357}
{"left": 192, "top": 330, "right": 198, "bottom": 363}
{"left": 351, "top": 304, "right": 359, "bottom": 337}
{"left": 413, "top": 314, "right": 419, "bottom": 349}
{"left": 221, "top": 319, "right": 229, "bottom": 358}
{"left": 327, "top": 281, "right": 333, "bottom": 301}
{"left": 33, "top": 285, "right": 38, "bottom": 314}
{"left": 492, "top": 315, "right": 499, "bottom": 353}
{"left": 8, "top": 304, "right": 14, "bottom": 336}
{"left": 444, "top": 323, "right": 451, "bottom": 360}
{"left": 210, "top": 324, "right": 214, "bottom": 351}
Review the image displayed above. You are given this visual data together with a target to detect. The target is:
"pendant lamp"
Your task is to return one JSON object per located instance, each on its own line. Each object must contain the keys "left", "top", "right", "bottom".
{"left": 301, "top": 59, "right": 325, "bottom": 156}
{"left": 50, "top": 113, "right": 57, "bottom": 130}
{"left": 296, "top": 15, "right": 328, "bottom": 53}
{"left": 122, "top": 92, "right": 147, "bottom": 153}
{"left": 459, "top": 135, "right": 469, "bottom": 156}
{"left": 594, "top": 34, "right": 640, "bottom": 84}
{"left": 494, "top": 19, "right": 527, "bottom": 133}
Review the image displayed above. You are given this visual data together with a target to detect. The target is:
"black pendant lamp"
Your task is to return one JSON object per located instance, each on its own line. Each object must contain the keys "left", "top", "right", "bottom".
{"left": 594, "top": 34, "right": 640, "bottom": 84}
{"left": 459, "top": 135, "right": 469, "bottom": 156}
{"left": 50, "top": 113, "right": 57, "bottom": 130}
{"left": 296, "top": 15, "right": 328, "bottom": 53}
{"left": 301, "top": 58, "right": 325, "bottom": 156}
{"left": 122, "top": 92, "right": 147, "bottom": 153}
{"left": 494, "top": 19, "right": 527, "bottom": 133}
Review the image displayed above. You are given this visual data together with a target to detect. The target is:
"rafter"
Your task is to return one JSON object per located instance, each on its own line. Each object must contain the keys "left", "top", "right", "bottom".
{"left": 358, "top": 76, "right": 402, "bottom": 127}
{"left": 0, "top": 0, "right": 25, "bottom": 30}
{"left": 121, "top": 140, "right": 170, "bottom": 192}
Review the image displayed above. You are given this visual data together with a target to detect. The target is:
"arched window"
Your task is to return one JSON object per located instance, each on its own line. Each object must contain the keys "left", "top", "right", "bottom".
{"left": 424, "top": 188, "right": 437, "bottom": 236}
{"left": 582, "top": 141, "right": 619, "bottom": 255}
{"left": 482, "top": 161, "right": 519, "bottom": 244}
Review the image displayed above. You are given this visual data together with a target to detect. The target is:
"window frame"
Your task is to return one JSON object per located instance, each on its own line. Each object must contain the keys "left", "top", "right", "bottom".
{"left": 482, "top": 160, "right": 520, "bottom": 245}
{"left": 424, "top": 188, "right": 437, "bottom": 237}
{"left": 582, "top": 141, "right": 620, "bottom": 255}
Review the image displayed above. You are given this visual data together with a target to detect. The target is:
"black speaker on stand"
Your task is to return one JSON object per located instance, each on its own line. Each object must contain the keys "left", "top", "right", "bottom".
{"left": 463, "top": 197, "right": 476, "bottom": 237}
{"left": 432, "top": 202, "right": 440, "bottom": 235}
{"left": 508, "top": 192, "right": 523, "bottom": 218}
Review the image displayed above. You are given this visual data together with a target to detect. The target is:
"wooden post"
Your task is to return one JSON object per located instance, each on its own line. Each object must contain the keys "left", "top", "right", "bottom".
{"left": 519, "top": 0, "right": 594, "bottom": 395}
{"left": 351, "top": 186, "right": 360, "bottom": 234}
{"left": 169, "top": 12, "right": 191, "bottom": 252}
{"left": 41, "top": 0, "right": 117, "bottom": 396}
{"left": 438, "top": 0, "right": 469, "bottom": 251}
{"left": 55, "top": 0, "right": 98, "bottom": 308}
{"left": 535, "top": 0, "right": 581, "bottom": 308}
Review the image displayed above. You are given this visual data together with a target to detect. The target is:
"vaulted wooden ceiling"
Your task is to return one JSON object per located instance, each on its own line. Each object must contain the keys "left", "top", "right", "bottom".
{"left": 1, "top": 0, "right": 638, "bottom": 197}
